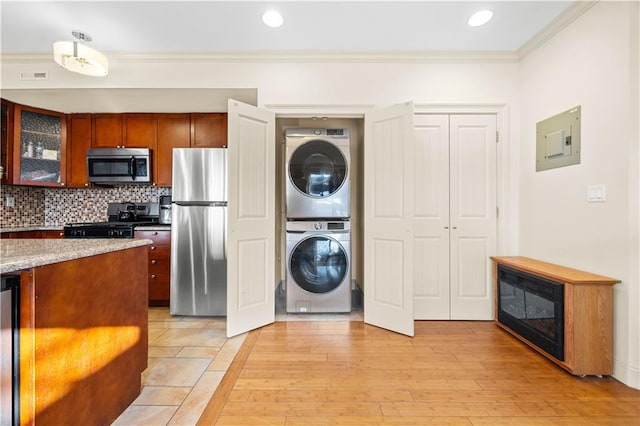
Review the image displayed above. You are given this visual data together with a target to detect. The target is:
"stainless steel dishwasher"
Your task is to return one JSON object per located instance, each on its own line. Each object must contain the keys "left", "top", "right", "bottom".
{"left": 1, "top": 274, "right": 20, "bottom": 426}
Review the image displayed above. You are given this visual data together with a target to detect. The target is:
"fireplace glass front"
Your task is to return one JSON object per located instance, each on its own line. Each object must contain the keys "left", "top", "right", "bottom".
{"left": 497, "top": 265, "right": 564, "bottom": 361}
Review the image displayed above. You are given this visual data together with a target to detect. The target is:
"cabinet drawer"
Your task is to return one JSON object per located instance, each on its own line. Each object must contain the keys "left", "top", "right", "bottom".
{"left": 149, "top": 280, "right": 170, "bottom": 304}
{"left": 148, "top": 271, "right": 169, "bottom": 284}
{"left": 148, "top": 245, "right": 170, "bottom": 259}
{"left": 148, "top": 259, "right": 170, "bottom": 274}
{"left": 135, "top": 230, "right": 171, "bottom": 246}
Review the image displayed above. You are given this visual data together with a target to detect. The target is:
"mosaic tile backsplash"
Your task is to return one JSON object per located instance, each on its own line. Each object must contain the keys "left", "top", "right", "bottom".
{"left": 0, "top": 185, "right": 171, "bottom": 228}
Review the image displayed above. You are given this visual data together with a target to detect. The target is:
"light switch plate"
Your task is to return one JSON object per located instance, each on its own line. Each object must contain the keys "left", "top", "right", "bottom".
{"left": 587, "top": 184, "right": 606, "bottom": 202}
{"left": 5, "top": 196, "right": 14, "bottom": 207}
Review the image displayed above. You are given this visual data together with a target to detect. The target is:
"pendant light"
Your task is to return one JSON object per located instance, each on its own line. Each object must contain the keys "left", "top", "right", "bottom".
{"left": 53, "top": 31, "right": 109, "bottom": 77}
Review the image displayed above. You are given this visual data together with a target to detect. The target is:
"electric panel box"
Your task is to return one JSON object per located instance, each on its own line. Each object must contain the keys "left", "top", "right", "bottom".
{"left": 536, "top": 106, "right": 581, "bottom": 171}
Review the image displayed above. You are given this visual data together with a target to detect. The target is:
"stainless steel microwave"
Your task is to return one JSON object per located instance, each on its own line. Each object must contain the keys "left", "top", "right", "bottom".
{"left": 87, "top": 148, "right": 152, "bottom": 184}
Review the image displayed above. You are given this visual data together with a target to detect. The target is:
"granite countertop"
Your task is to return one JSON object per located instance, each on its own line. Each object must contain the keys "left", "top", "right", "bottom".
{"left": 0, "top": 238, "right": 152, "bottom": 274}
{"left": 1, "top": 225, "right": 65, "bottom": 233}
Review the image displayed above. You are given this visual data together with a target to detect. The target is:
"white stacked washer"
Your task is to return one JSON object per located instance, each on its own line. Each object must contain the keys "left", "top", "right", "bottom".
{"left": 285, "top": 128, "right": 350, "bottom": 219}
{"left": 286, "top": 220, "right": 351, "bottom": 313}
{"left": 285, "top": 128, "right": 351, "bottom": 313}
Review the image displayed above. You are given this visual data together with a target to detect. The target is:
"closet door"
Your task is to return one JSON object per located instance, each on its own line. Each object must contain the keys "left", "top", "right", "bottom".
{"left": 413, "top": 115, "right": 450, "bottom": 319}
{"left": 226, "top": 99, "right": 276, "bottom": 338}
{"left": 364, "top": 102, "right": 415, "bottom": 337}
{"left": 449, "top": 115, "right": 497, "bottom": 320}
{"left": 413, "top": 114, "right": 496, "bottom": 320}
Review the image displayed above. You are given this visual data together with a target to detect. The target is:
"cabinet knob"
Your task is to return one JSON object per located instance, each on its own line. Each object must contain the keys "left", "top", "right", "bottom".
{"left": 150, "top": 246, "right": 156, "bottom": 250}
{"left": 152, "top": 231, "right": 158, "bottom": 235}
{"left": 151, "top": 274, "right": 157, "bottom": 279}
{"left": 151, "top": 259, "right": 157, "bottom": 264}
{"left": 84, "top": 183, "right": 89, "bottom": 187}
{"left": 60, "top": 182, "right": 65, "bottom": 186}
{"left": 59, "top": 232, "right": 64, "bottom": 236}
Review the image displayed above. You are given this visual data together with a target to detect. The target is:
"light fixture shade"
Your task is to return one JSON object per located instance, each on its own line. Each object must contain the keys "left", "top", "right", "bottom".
{"left": 53, "top": 41, "right": 109, "bottom": 77}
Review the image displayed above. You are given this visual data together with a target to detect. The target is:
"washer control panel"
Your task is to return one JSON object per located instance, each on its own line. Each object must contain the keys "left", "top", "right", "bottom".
{"left": 286, "top": 220, "right": 350, "bottom": 232}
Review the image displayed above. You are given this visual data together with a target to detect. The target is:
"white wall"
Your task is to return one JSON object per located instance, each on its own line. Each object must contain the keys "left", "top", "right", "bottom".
{"left": 519, "top": 1, "right": 639, "bottom": 388}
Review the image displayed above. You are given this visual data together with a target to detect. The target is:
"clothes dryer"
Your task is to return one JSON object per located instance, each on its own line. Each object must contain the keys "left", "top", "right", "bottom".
{"left": 286, "top": 220, "right": 351, "bottom": 313}
{"left": 285, "top": 128, "right": 350, "bottom": 219}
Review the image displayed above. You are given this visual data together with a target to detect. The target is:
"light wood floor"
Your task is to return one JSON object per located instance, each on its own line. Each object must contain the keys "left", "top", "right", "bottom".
{"left": 198, "top": 321, "right": 640, "bottom": 425}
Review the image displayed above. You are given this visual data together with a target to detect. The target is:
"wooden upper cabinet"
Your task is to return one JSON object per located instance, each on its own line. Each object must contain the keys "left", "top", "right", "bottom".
{"left": 156, "top": 114, "right": 190, "bottom": 187}
{"left": 123, "top": 113, "right": 157, "bottom": 150}
{"left": 1, "top": 99, "right": 14, "bottom": 185}
{"left": 92, "top": 114, "right": 123, "bottom": 148}
{"left": 67, "top": 114, "right": 92, "bottom": 187}
{"left": 93, "top": 113, "right": 158, "bottom": 149}
{"left": 191, "top": 113, "right": 227, "bottom": 148}
{"left": 12, "top": 104, "right": 67, "bottom": 187}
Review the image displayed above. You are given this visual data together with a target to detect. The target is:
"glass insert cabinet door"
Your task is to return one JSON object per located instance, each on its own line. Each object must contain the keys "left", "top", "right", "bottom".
{"left": 15, "top": 106, "right": 66, "bottom": 186}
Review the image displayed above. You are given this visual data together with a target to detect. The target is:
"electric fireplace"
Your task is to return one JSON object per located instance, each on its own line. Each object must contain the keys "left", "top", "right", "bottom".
{"left": 497, "top": 264, "right": 564, "bottom": 361}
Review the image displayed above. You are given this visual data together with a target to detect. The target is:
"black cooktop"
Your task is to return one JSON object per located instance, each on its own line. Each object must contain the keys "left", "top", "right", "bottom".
{"left": 64, "top": 202, "right": 160, "bottom": 238}
{"left": 63, "top": 221, "right": 159, "bottom": 238}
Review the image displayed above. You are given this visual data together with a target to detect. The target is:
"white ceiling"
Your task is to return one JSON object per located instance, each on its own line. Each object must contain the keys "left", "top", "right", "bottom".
{"left": 1, "top": 1, "right": 577, "bottom": 113}
{"left": 2, "top": 1, "right": 574, "bottom": 54}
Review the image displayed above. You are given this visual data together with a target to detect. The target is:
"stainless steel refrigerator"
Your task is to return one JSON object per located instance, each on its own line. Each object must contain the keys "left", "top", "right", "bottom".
{"left": 170, "top": 148, "right": 227, "bottom": 316}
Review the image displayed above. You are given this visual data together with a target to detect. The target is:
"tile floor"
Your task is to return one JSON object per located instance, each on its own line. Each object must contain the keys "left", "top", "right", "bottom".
{"left": 112, "top": 289, "right": 363, "bottom": 425}
{"left": 112, "top": 308, "right": 245, "bottom": 426}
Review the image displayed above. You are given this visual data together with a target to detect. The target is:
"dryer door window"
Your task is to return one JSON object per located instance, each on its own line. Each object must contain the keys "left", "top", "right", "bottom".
{"left": 290, "top": 236, "right": 348, "bottom": 294}
{"left": 289, "top": 140, "right": 347, "bottom": 198}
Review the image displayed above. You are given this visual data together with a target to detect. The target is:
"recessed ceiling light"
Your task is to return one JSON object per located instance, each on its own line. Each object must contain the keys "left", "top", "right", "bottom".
{"left": 262, "top": 10, "right": 284, "bottom": 28}
{"left": 468, "top": 10, "right": 493, "bottom": 27}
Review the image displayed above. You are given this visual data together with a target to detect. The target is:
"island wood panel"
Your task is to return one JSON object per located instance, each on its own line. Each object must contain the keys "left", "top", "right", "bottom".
{"left": 491, "top": 256, "right": 619, "bottom": 376}
{"left": 19, "top": 246, "right": 148, "bottom": 426}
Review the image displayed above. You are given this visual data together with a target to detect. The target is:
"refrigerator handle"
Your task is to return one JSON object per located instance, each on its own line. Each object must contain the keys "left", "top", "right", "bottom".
{"left": 223, "top": 210, "right": 227, "bottom": 260}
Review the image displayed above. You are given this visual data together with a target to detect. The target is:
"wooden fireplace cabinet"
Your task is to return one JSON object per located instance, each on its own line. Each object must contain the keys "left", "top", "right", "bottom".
{"left": 491, "top": 256, "right": 619, "bottom": 376}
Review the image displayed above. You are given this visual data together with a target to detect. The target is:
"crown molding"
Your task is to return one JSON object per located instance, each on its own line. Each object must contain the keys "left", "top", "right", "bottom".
{"left": 263, "top": 104, "right": 376, "bottom": 117}
{"left": 518, "top": 1, "right": 598, "bottom": 60}
{"left": 1, "top": 50, "right": 520, "bottom": 65}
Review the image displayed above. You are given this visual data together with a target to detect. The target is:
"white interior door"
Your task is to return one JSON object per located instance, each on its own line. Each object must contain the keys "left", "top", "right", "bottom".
{"left": 413, "top": 115, "right": 450, "bottom": 319}
{"left": 413, "top": 114, "right": 497, "bottom": 320}
{"left": 449, "top": 115, "right": 497, "bottom": 320}
{"left": 226, "top": 99, "right": 276, "bottom": 337}
{"left": 364, "top": 102, "right": 415, "bottom": 337}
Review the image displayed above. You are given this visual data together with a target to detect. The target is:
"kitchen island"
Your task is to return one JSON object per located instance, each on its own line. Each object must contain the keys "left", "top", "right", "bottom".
{"left": 0, "top": 238, "right": 151, "bottom": 425}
